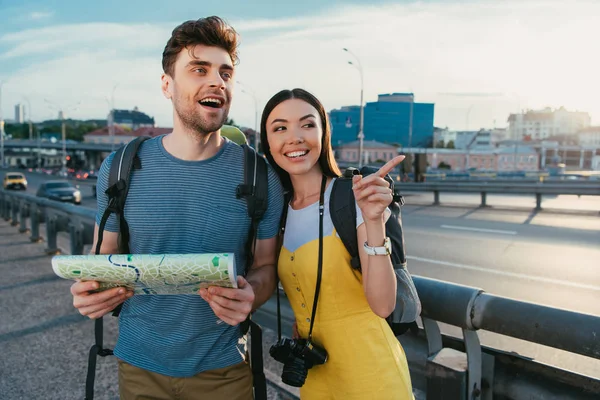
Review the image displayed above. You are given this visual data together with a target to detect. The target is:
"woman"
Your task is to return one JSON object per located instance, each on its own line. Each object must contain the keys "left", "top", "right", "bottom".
{"left": 261, "top": 88, "right": 413, "bottom": 399}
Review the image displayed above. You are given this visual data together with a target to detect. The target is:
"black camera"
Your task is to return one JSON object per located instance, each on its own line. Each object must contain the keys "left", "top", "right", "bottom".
{"left": 269, "top": 338, "right": 328, "bottom": 387}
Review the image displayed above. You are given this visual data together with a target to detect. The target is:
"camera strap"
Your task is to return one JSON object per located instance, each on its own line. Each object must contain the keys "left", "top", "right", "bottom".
{"left": 308, "top": 175, "right": 327, "bottom": 341}
{"left": 275, "top": 175, "right": 327, "bottom": 342}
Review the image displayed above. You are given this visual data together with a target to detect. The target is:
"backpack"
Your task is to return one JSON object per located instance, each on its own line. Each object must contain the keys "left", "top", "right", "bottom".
{"left": 329, "top": 166, "right": 421, "bottom": 336}
{"left": 86, "top": 135, "right": 269, "bottom": 400}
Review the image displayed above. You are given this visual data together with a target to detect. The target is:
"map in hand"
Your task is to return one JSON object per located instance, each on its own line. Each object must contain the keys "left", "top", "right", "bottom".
{"left": 51, "top": 253, "right": 237, "bottom": 295}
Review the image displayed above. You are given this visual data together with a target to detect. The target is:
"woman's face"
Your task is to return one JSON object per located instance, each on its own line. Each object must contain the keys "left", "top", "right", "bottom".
{"left": 266, "top": 98, "right": 323, "bottom": 177}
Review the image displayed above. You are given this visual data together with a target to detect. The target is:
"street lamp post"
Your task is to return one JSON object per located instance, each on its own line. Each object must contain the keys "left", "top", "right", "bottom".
{"left": 237, "top": 81, "right": 259, "bottom": 150}
{"left": 24, "top": 97, "right": 38, "bottom": 168}
{"left": 343, "top": 48, "right": 365, "bottom": 167}
{"left": 0, "top": 80, "right": 6, "bottom": 168}
{"left": 110, "top": 84, "right": 118, "bottom": 152}
{"left": 61, "top": 116, "right": 67, "bottom": 173}
{"left": 408, "top": 93, "right": 414, "bottom": 148}
{"left": 45, "top": 99, "right": 79, "bottom": 175}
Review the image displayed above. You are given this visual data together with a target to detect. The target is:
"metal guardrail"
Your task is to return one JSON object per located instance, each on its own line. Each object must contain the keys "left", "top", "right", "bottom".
{"left": 398, "top": 182, "right": 600, "bottom": 210}
{"left": 1, "top": 188, "right": 599, "bottom": 399}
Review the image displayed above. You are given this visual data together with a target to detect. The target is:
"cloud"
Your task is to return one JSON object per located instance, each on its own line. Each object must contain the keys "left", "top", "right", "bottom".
{"left": 29, "top": 11, "right": 54, "bottom": 20}
{"left": 0, "top": 23, "right": 170, "bottom": 59}
{"left": 1, "top": 0, "right": 599, "bottom": 131}
{"left": 438, "top": 93, "right": 505, "bottom": 98}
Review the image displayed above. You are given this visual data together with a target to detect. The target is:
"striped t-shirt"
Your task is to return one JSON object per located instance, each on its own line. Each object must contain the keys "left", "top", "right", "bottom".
{"left": 95, "top": 135, "right": 284, "bottom": 377}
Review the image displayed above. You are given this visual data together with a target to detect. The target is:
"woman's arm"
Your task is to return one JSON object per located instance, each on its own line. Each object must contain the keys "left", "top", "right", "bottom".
{"left": 352, "top": 156, "right": 406, "bottom": 318}
{"left": 357, "top": 213, "right": 397, "bottom": 318}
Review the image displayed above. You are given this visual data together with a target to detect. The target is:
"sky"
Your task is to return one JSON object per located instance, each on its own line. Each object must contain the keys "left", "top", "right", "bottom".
{"left": 1, "top": 0, "right": 599, "bottom": 132}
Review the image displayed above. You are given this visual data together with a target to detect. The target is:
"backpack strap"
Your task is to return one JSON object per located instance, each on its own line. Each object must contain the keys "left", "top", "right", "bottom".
{"left": 96, "top": 136, "right": 150, "bottom": 256}
{"left": 86, "top": 136, "right": 149, "bottom": 400}
{"left": 329, "top": 169, "right": 362, "bottom": 270}
{"left": 237, "top": 144, "right": 269, "bottom": 275}
{"left": 236, "top": 144, "right": 269, "bottom": 400}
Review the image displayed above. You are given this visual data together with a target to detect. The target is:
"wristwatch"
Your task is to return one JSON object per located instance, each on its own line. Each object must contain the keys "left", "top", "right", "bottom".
{"left": 363, "top": 237, "right": 392, "bottom": 256}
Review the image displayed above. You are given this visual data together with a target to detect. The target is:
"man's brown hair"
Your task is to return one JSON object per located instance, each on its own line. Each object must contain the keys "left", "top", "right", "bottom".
{"left": 162, "top": 16, "right": 239, "bottom": 76}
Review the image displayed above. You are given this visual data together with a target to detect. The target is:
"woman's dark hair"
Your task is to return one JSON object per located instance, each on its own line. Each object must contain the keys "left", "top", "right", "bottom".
{"left": 260, "top": 88, "right": 341, "bottom": 192}
{"left": 162, "top": 16, "right": 239, "bottom": 77}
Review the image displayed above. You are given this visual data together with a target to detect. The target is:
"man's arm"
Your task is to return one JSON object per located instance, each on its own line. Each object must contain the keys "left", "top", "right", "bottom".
{"left": 70, "top": 225, "right": 133, "bottom": 319}
{"left": 245, "top": 236, "right": 278, "bottom": 311}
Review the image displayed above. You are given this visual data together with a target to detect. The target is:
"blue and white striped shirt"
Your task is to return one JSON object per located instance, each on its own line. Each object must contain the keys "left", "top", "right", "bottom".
{"left": 95, "top": 135, "right": 284, "bottom": 377}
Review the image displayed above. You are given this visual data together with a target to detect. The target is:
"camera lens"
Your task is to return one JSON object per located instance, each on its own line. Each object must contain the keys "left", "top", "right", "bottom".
{"left": 281, "top": 356, "right": 308, "bottom": 387}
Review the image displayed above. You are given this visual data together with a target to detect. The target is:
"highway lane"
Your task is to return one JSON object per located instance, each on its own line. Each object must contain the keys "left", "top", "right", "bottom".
{"left": 401, "top": 204, "right": 600, "bottom": 315}
{"left": 403, "top": 191, "right": 600, "bottom": 212}
{"left": 399, "top": 203, "right": 600, "bottom": 377}
{"left": 2, "top": 169, "right": 97, "bottom": 208}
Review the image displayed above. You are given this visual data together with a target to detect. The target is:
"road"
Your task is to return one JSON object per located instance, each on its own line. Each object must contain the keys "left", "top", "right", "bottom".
{"left": 404, "top": 191, "right": 600, "bottom": 212}
{"left": 4, "top": 169, "right": 98, "bottom": 208}
{"left": 5, "top": 169, "right": 600, "bottom": 377}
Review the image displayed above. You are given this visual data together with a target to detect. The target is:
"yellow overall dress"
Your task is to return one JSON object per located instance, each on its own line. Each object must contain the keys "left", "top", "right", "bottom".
{"left": 278, "top": 180, "right": 413, "bottom": 400}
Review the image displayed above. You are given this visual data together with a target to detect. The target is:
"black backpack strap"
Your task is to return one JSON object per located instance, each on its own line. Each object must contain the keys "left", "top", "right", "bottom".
{"left": 95, "top": 136, "right": 150, "bottom": 256}
{"left": 85, "top": 136, "right": 149, "bottom": 400}
{"left": 237, "top": 144, "right": 269, "bottom": 276}
{"left": 236, "top": 144, "right": 268, "bottom": 400}
{"left": 249, "top": 320, "right": 267, "bottom": 400}
{"left": 329, "top": 170, "right": 361, "bottom": 270}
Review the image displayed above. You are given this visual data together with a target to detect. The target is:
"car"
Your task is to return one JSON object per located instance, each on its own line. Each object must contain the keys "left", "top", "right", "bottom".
{"left": 36, "top": 181, "right": 82, "bottom": 204}
{"left": 3, "top": 172, "right": 28, "bottom": 190}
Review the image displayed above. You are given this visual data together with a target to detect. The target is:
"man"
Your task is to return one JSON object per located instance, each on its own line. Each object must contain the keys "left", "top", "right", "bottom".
{"left": 70, "top": 16, "right": 284, "bottom": 399}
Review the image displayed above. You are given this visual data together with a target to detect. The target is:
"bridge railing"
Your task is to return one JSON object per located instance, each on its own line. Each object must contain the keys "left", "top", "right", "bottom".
{"left": 397, "top": 181, "right": 600, "bottom": 210}
{"left": 1, "top": 189, "right": 599, "bottom": 399}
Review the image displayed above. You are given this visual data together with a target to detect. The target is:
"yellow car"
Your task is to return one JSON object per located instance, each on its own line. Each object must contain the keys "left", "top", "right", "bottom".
{"left": 3, "top": 172, "right": 28, "bottom": 190}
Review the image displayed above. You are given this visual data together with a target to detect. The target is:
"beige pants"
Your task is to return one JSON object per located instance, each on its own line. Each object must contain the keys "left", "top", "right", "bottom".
{"left": 118, "top": 359, "right": 253, "bottom": 400}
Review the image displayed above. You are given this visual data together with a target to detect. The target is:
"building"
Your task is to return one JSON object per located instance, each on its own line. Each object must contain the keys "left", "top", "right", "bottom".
{"left": 538, "top": 141, "right": 600, "bottom": 169}
{"left": 592, "top": 155, "right": 600, "bottom": 171}
{"left": 424, "top": 146, "right": 539, "bottom": 172}
{"left": 453, "top": 131, "right": 478, "bottom": 149}
{"left": 508, "top": 107, "right": 591, "bottom": 141}
{"left": 490, "top": 128, "right": 509, "bottom": 145}
{"left": 495, "top": 146, "right": 539, "bottom": 171}
{"left": 110, "top": 107, "right": 155, "bottom": 130}
{"left": 578, "top": 126, "right": 600, "bottom": 146}
{"left": 83, "top": 126, "right": 171, "bottom": 146}
{"left": 336, "top": 140, "right": 398, "bottom": 164}
{"left": 14, "top": 104, "right": 24, "bottom": 123}
{"left": 329, "top": 93, "right": 435, "bottom": 148}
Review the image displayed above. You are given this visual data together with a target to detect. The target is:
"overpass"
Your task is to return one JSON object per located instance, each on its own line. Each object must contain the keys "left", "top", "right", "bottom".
{"left": 1, "top": 139, "right": 119, "bottom": 170}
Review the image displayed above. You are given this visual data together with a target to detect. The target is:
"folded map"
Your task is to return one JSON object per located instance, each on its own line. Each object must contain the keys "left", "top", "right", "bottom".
{"left": 51, "top": 253, "right": 237, "bottom": 295}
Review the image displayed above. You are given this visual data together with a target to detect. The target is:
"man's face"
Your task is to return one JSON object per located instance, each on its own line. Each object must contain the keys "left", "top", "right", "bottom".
{"left": 162, "top": 45, "right": 234, "bottom": 135}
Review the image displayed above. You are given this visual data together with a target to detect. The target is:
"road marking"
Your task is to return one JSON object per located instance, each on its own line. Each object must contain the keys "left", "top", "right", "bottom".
{"left": 441, "top": 224, "right": 518, "bottom": 235}
{"left": 407, "top": 255, "right": 600, "bottom": 292}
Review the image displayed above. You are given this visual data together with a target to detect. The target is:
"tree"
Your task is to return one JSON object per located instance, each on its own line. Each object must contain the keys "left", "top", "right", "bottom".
{"left": 446, "top": 140, "right": 455, "bottom": 149}
{"left": 438, "top": 161, "right": 452, "bottom": 170}
{"left": 435, "top": 140, "right": 445, "bottom": 148}
{"left": 4, "top": 123, "right": 31, "bottom": 139}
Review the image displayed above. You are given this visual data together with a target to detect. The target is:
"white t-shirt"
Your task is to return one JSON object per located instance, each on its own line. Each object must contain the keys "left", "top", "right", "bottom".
{"left": 282, "top": 178, "right": 365, "bottom": 253}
